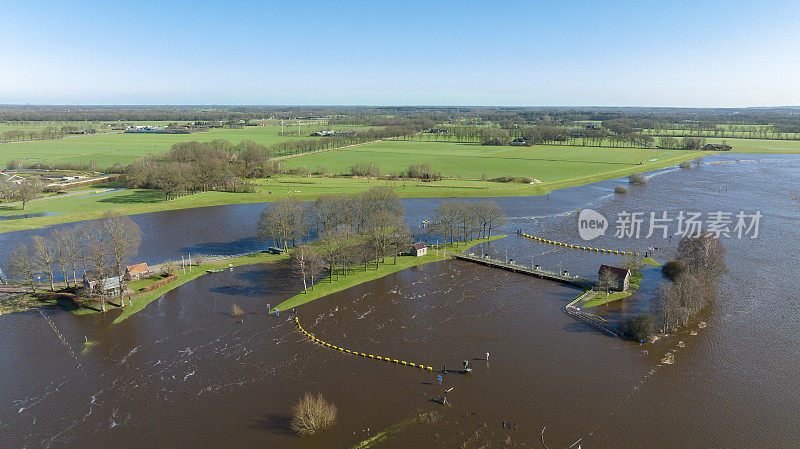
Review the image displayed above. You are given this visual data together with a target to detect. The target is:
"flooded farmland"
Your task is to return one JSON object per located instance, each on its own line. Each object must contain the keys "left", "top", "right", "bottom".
{"left": 1, "top": 154, "right": 799, "bottom": 448}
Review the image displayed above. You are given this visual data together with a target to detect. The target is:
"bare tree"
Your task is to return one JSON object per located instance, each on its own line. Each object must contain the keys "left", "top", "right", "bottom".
{"left": 433, "top": 201, "right": 460, "bottom": 246}
{"left": 14, "top": 178, "right": 45, "bottom": 209}
{"left": 258, "top": 198, "right": 305, "bottom": 250}
{"left": 64, "top": 226, "right": 82, "bottom": 286}
{"left": 9, "top": 243, "right": 37, "bottom": 292}
{"left": 455, "top": 201, "right": 480, "bottom": 242}
{"left": 102, "top": 212, "right": 142, "bottom": 293}
{"left": 292, "top": 245, "right": 315, "bottom": 293}
{"left": 31, "top": 235, "right": 57, "bottom": 291}
{"left": 482, "top": 201, "right": 505, "bottom": 238}
{"left": 597, "top": 267, "right": 618, "bottom": 294}
{"left": 84, "top": 222, "right": 110, "bottom": 311}
{"left": 52, "top": 229, "right": 71, "bottom": 287}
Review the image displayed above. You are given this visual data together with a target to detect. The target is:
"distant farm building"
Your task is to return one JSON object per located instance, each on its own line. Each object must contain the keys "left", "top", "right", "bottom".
{"left": 509, "top": 138, "right": 526, "bottom": 146}
{"left": 598, "top": 265, "right": 631, "bottom": 291}
{"left": 412, "top": 242, "right": 428, "bottom": 257}
{"left": 703, "top": 143, "right": 732, "bottom": 151}
{"left": 125, "top": 263, "right": 149, "bottom": 281}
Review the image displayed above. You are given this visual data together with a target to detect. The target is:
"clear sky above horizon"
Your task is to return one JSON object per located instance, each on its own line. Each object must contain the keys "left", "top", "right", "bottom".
{"left": 1, "top": 0, "right": 799, "bottom": 107}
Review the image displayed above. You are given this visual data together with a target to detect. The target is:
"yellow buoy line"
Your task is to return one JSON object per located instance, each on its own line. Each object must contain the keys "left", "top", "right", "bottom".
{"left": 519, "top": 232, "right": 640, "bottom": 257}
{"left": 294, "top": 317, "right": 434, "bottom": 371}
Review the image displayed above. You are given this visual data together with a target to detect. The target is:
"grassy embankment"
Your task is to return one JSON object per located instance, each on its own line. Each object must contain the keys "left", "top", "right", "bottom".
{"left": 90, "top": 252, "right": 288, "bottom": 323}
{"left": 581, "top": 257, "right": 660, "bottom": 308}
{"left": 0, "top": 293, "right": 57, "bottom": 316}
{"left": 274, "top": 235, "right": 507, "bottom": 312}
{"left": 0, "top": 140, "right": 704, "bottom": 233}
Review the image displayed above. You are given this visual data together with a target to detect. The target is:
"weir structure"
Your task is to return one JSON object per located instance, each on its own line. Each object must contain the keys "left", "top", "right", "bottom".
{"left": 453, "top": 234, "right": 642, "bottom": 338}
{"left": 452, "top": 253, "right": 595, "bottom": 289}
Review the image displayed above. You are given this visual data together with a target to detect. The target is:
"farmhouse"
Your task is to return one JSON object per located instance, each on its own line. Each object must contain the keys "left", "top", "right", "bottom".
{"left": 83, "top": 268, "right": 125, "bottom": 295}
{"left": 412, "top": 242, "right": 428, "bottom": 257}
{"left": 702, "top": 143, "right": 732, "bottom": 151}
{"left": 598, "top": 265, "right": 631, "bottom": 291}
{"left": 125, "top": 263, "right": 149, "bottom": 281}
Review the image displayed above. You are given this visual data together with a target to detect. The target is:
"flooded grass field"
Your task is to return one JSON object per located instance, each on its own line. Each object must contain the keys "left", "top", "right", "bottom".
{"left": 1, "top": 154, "right": 799, "bottom": 448}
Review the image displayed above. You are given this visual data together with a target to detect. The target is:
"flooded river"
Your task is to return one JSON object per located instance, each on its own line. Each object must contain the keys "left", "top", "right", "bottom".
{"left": 1, "top": 154, "right": 799, "bottom": 448}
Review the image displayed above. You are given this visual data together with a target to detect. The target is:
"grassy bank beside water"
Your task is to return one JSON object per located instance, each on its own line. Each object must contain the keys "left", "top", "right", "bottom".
{"left": 275, "top": 236, "right": 507, "bottom": 312}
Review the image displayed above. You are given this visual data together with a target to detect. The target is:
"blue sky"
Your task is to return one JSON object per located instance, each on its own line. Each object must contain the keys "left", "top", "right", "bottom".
{"left": 1, "top": 0, "right": 799, "bottom": 106}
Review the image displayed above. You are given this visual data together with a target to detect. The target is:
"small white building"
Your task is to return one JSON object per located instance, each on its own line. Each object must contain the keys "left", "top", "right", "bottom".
{"left": 412, "top": 242, "right": 428, "bottom": 257}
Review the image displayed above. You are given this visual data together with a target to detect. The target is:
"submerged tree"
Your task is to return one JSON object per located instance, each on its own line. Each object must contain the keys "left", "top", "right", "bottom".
{"left": 290, "top": 392, "right": 337, "bottom": 437}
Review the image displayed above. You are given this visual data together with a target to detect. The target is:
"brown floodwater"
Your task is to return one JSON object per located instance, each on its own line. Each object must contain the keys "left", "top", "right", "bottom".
{"left": 1, "top": 154, "right": 799, "bottom": 448}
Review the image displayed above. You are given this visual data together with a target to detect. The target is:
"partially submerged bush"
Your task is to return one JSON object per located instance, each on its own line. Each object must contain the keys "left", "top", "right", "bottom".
{"left": 679, "top": 161, "right": 691, "bottom": 169}
{"left": 291, "top": 392, "right": 337, "bottom": 437}
{"left": 231, "top": 303, "right": 243, "bottom": 316}
{"left": 628, "top": 173, "right": 647, "bottom": 185}
{"left": 614, "top": 185, "right": 628, "bottom": 194}
{"left": 621, "top": 313, "right": 659, "bottom": 341}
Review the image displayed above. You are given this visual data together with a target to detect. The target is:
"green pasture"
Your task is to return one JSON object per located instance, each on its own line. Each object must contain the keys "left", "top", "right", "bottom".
{"left": 702, "top": 137, "right": 800, "bottom": 153}
{"left": 0, "top": 123, "right": 368, "bottom": 167}
{"left": 281, "top": 140, "right": 696, "bottom": 181}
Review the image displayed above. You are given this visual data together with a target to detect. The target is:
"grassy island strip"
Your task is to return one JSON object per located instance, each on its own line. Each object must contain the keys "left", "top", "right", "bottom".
{"left": 106, "top": 252, "right": 289, "bottom": 324}
{"left": 276, "top": 236, "right": 507, "bottom": 312}
{"left": 101, "top": 236, "right": 504, "bottom": 324}
{"left": 580, "top": 257, "right": 659, "bottom": 308}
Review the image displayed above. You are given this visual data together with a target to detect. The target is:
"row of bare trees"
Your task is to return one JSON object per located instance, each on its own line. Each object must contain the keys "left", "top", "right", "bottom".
{"left": 8, "top": 213, "right": 142, "bottom": 311}
{"left": 258, "top": 187, "right": 412, "bottom": 291}
{"left": 431, "top": 200, "right": 505, "bottom": 246}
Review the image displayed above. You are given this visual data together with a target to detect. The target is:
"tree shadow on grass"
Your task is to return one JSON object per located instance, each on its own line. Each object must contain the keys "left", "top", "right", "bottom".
{"left": 251, "top": 413, "right": 294, "bottom": 435}
{"left": 97, "top": 190, "right": 165, "bottom": 204}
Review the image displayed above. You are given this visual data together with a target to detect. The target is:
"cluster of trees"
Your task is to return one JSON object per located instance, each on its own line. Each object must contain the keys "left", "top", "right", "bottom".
{"left": 618, "top": 236, "right": 726, "bottom": 341}
{"left": 349, "top": 162, "right": 381, "bottom": 177}
{"left": 431, "top": 200, "right": 505, "bottom": 245}
{"left": 348, "top": 162, "right": 442, "bottom": 181}
{"left": 8, "top": 213, "right": 142, "bottom": 311}
{"left": 258, "top": 187, "right": 412, "bottom": 290}
{"left": 1, "top": 126, "right": 99, "bottom": 142}
{"left": 125, "top": 140, "right": 274, "bottom": 199}
{"left": 0, "top": 177, "right": 48, "bottom": 209}
{"left": 259, "top": 190, "right": 506, "bottom": 292}
{"left": 405, "top": 162, "right": 442, "bottom": 181}
{"left": 656, "top": 235, "right": 726, "bottom": 331}
{"left": 657, "top": 136, "right": 707, "bottom": 150}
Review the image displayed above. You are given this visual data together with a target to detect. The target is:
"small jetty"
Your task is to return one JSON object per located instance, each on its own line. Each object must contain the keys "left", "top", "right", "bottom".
{"left": 452, "top": 253, "right": 595, "bottom": 289}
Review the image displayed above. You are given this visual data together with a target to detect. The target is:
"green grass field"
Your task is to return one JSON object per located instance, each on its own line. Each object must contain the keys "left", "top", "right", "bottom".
{"left": 702, "top": 137, "right": 800, "bottom": 153}
{"left": 0, "top": 124, "right": 367, "bottom": 166}
{"left": 0, "top": 142, "right": 705, "bottom": 233}
{"left": 281, "top": 140, "right": 696, "bottom": 180}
